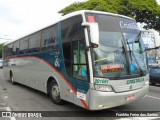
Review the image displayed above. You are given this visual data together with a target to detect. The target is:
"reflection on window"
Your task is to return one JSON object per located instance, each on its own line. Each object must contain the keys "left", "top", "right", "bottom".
{"left": 73, "top": 65, "right": 87, "bottom": 80}
{"left": 29, "top": 32, "right": 41, "bottom": 53}
{"left": 41, "top": 25, "right": 57, "bottom": 51}
{"left": 73, "top": 41, "right": 86, "bottom": 64}
{"left": 5, "top": 44, "right": 13, "bottom": 57}
{"left": 19, "top": 38, "right": 29, "bottom": 54}
{"left": 13, "top": 41, "right": 19, "bottom": 55}
{"left": 124, "top": 33, "right": 141, "bottom": 53}
{"left": 128, "top": 43, "right": 141, "bottom": 53}
{"left": 100, "top": 32, "right": 123, "bottom": 47}
{"left": 72, "top": 40, "right": 87, "bottom": 81}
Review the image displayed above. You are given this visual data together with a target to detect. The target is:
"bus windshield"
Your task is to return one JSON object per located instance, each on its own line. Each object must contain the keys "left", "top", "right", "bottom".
{"left": 86, "top": 13, "right": 148, "bottom": 79}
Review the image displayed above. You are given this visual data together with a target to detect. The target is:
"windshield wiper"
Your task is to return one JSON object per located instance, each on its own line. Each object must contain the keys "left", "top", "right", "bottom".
{"left": 135, "top": 31, "right": 141, "bottom": 42}
{"left": 126, "top": 33, "right": 144, "bottom": 76}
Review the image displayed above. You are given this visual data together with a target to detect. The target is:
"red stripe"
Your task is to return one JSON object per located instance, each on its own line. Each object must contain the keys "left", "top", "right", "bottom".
{"left": 80, "top": 99, "right": 89, "bottom": 109}
{"left": 8, "top": 56, "right": 89, "bottom": 109}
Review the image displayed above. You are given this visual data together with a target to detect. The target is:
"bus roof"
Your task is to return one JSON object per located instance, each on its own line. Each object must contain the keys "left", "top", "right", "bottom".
{"left": 4, "top": 10, "right": 134, "bottom": 46}
{"left": 60, "top": 10, "right": 134, "bottom": 21}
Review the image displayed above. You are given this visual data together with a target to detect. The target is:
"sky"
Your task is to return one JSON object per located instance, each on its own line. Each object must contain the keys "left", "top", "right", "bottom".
{"left": 0, "top": 0, "right": 160, "bottom": 44}
{"left": 0, "top": 0, "right": 87, "bottom": 44}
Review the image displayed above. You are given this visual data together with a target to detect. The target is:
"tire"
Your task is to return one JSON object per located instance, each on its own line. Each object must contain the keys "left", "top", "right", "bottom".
{"left": 150, "top": 82, "right": 156, "bottom": 85}
{"left": 10, "top": 72, "right": 15, "bottom": 85}
{"left": 49, "top": 80, "right": 64, "bottom": 105}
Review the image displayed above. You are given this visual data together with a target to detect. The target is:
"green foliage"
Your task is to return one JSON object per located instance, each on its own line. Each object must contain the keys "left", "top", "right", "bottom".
{"left": 0, "top": 44, "right": 3, "bottom": 58}
{"left": 59, "top": 0, "right": 160, "bottom": 30}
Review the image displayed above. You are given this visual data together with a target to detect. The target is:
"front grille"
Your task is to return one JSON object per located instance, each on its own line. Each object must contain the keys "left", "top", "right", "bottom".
{"left": 113, "top": 82, "right": 145, "bottom": 92}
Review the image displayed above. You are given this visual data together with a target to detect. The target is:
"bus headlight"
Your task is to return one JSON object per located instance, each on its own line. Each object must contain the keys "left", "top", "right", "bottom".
{"left": 94, "top": 84, "right": 113, "bottom": 92}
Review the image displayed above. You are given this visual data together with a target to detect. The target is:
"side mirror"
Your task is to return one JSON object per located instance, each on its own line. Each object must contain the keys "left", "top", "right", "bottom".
{"left": 82, "top": 22, "right": 99, "bottom": 47}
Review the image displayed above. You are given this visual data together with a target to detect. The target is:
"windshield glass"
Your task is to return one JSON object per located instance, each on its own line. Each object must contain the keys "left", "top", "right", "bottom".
{"left": 118, "top": 17, "right": 148, "bottom": 75}
{"left": 86, "top": 13, "right": 148, "bottom": 79}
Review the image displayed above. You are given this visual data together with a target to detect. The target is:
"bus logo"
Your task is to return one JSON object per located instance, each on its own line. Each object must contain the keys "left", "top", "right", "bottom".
{"left": 55, "top": 58, "right": 60, "bottom": 67}
{"left": 94, "top": 78, "right": 109, "bottom": 85}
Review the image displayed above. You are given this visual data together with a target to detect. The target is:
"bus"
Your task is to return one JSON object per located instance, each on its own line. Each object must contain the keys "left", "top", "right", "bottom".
{"left": 141, "top": 29, "right": 160, "bottom": 65}
{"left": 3, "top": 10, "right": 149, "bottom": 110}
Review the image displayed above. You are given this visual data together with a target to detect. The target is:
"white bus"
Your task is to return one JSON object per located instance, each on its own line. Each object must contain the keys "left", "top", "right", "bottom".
{"left": 141, "top": 29, "right": 160, "bottom": 65}
{"left": 3, "top": 10, "right": 149, "bottom": 110}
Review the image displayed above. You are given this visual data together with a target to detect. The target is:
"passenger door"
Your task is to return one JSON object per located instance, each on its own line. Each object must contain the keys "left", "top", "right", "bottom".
{"left": 61, "top": 15, "right": 89, "bottom": 108}
{"left": 72, "top": 31, "right": 90, "bottom": 108}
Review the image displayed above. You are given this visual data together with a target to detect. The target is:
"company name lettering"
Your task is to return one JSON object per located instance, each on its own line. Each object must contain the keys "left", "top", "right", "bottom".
{"left": 127, "top": 77, "right": 144, "bottom": 84}
{"left": 120, "top": 21, "right": 139, "bottom": 30}
{"left": 95, "top": 79, "right": 109, "bottom": 84}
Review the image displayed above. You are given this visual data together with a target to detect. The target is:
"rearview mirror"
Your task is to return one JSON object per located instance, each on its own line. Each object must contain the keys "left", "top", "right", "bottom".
{"left": 82, "top": 22, "right": 99, "bottom": 47}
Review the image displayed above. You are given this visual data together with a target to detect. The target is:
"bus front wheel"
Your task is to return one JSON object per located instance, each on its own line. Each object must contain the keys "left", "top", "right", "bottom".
{"left": 49, "top": 81, "right": 64, "bottom": 105}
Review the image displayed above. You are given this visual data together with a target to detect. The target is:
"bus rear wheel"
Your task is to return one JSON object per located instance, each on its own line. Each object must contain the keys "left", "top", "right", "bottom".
{"left": 49, "top": 81, "right": 64, "bottom": 105}
{"left": 10, "top": 72, "right": 15, "bottom": 85}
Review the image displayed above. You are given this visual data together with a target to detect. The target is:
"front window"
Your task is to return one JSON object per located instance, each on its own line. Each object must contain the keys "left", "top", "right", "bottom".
{"left": 118, "top": 17, "right": 148, "bottom": 76}
{"left": 86, "top": 13, "right": 148, "bottom": 79}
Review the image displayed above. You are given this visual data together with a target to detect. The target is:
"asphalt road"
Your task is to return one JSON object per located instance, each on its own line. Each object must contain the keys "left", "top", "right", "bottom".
{"left": 0, "top": 69, "right": 160, "bottom": 120}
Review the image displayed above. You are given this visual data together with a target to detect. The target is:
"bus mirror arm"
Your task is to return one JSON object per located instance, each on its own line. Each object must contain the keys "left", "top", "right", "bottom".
{"left": 85, "top": 46, "right": 91, "bottom": 51}
{"left": 145, "top": 46, "right": 160, "bottom": 51}
{"left": 85, "top": 43, "right": 99, "bottom": 51}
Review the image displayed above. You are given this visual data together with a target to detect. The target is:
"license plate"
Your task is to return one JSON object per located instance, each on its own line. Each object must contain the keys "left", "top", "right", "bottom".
{"left": 126, "top": 95, "right": 136, "bottom": 101}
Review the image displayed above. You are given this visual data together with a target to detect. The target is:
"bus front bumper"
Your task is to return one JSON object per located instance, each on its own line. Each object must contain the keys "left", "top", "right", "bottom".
{"left": 89, "top": 85, "right": 149, "bottom": 110}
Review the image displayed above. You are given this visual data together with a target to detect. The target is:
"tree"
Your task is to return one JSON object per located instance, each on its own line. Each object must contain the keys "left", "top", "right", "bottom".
{"left": 59, "top": 0, "right": 160, "bottom": 31}
{"left": 0, "top": 44, "right": 3, "bottom": 58}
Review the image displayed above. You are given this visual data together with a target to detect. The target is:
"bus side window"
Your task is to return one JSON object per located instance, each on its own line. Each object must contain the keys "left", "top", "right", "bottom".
{"left": 41, "top": 24, "right": 58, "bottom": 51}
{"left": 72, "top": 32, "right": 87, "bottom": 81}
{"left": 6, "top": 44, "right": 13, "bottom": 57}
{"left": 13, "top": 41, "right": 20, "bottom": 55}
{"left": 19, "top": 37, "right": 29, "bottom": 54}
{"left": 29, "top": 32, "right": 41, "bottom": 53}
